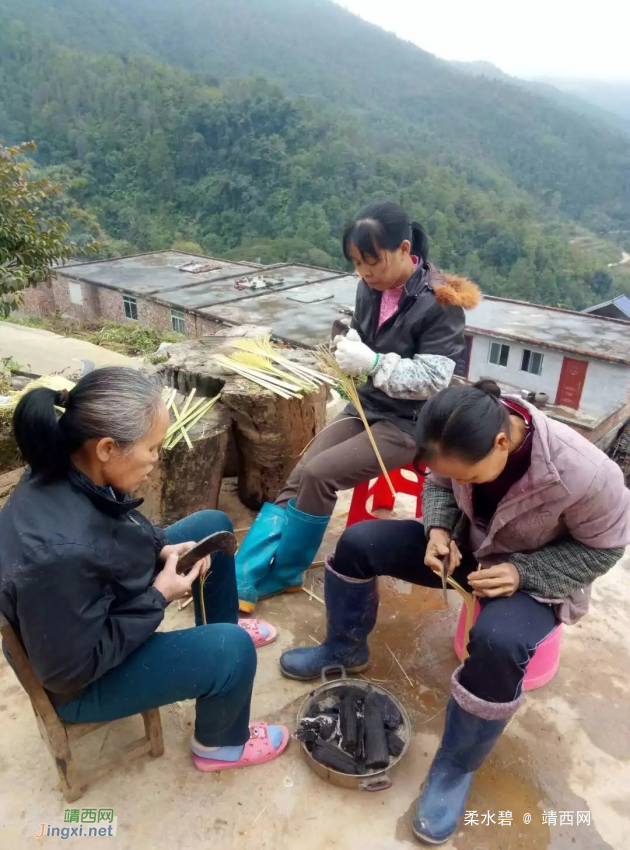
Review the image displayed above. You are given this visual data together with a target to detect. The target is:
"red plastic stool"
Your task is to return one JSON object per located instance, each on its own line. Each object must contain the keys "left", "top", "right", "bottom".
{"left": 346, "top": 464, "right": 426, "bottom": 527}
{"left": 453, "top": 600, "right": 563, "bottom": 691}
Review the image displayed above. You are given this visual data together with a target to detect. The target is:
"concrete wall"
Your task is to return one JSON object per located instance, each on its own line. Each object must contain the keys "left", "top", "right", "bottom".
{"left": 18, "top": 273, "right": 222, "bottom": 340}
{"left": 468, "top": 333, "right": 629, "bottom": 416}
{"left": 580, "top": 360, "right": 630, "bottom": 414}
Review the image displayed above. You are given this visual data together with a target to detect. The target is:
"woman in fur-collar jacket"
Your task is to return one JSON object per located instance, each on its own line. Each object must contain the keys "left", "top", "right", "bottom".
{"left": 236, "top": 200, "right": 481, "bottom": 612}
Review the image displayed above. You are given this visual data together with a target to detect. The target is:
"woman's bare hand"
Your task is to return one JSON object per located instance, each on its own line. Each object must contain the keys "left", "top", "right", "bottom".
{"left": 153, "top": 552, "right": 204, "bottom": 603}
{"left": 467, "top": 563, "right": 520, "bottom": 598}
{"left": 425, "top": 528, "right": 462, "bottom": 575}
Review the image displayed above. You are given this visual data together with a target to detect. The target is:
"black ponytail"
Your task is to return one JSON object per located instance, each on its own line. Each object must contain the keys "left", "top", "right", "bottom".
{"left": 13, "top": 387, "right": 71, "bottom": 480}
{"left": 410, "top": 221, "right": 429, "bottom": 264}
{"left": 414, "top": 380, "right": 510, "bottom": 465}
{"left": 12, "top": 367, "right": 164, "bottom": 481}
{"left": 342, "top": 200, "right": 429, "bottom": 263}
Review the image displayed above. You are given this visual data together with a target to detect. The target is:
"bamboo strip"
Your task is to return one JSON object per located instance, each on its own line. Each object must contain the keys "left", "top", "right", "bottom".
{"left": 230, "top": 351, "right": 314, "bottom": 390}
{"left": 179, "top": 387, "right": 197, "bottom": 419}
{"left": 164, "top": 395, "right": 221, "bottom": 451}
{"left": 170, "top": 401, "right": 193, "bottom": 450}
{"left": 165, "top": 397, "right": 206, "bottom": 437}
{"left": 316, "top": 347, "right": 396, "bottom": 498}
{"left": 214, "top": 356, "right": 299, "bottom": 399}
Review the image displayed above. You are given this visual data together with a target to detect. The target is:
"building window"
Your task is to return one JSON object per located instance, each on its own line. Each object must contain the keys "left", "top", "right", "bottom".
{"left": 123, "top": 294, "right": 138, "bottom": 320}
{"left": 171, "top": 309, "right": 186, "bottom": 335}
{"left": 521, "top": 349, "right": 544, "bottom": 375}
{"left": 68, "top": 281, "right": 83, "bottom": 305}
{"left": 488, "top": 342, "right": 510, "bottom": 367}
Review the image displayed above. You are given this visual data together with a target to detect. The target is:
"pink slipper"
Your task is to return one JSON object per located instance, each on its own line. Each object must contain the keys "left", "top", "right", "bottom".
{"left": 192, "top": 723, "right": 290, "bottom": 772}
{"left": 238, "top": 617, "right": 277, "bottom": 649}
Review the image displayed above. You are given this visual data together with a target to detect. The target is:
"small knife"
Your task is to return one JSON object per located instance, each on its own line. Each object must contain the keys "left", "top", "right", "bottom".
{"left": 441, "top": 512, "right": 469, "bottom": 603}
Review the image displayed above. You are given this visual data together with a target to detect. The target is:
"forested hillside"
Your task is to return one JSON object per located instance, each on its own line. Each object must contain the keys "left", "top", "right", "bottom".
{"left": 0, "top": 0, "right": 628, "bottom": 310}
{"left": 2, "top": 0, "right": 629, "bottom": 231}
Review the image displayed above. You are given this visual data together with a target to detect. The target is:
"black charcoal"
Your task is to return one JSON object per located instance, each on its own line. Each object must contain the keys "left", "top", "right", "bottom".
{"left": 363, "top": 692, "right": 390, "bottom": 770}
{"left": 386, "top": 729, "right": 405, "bottom": 757}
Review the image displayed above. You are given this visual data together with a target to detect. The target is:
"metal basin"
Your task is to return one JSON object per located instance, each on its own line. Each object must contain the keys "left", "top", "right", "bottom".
{"left": 296, "top": 666, "right": 411, "bottom": 792}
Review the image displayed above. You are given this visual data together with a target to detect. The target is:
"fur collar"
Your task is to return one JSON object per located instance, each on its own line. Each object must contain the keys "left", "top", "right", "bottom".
{"left": 435, "top": 272, "right": 482, "bottom": 310}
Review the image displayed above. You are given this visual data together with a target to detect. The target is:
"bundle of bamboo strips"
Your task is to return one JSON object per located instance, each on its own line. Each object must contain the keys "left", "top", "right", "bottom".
{"left": 315, "top": 346, "right": 396, "bottom": 498}
{"left": 214, "top": 335, "right": 333, "bottom": 399}
{"left": 227, "top": 336, "right": 335, "bottom": 387}
{"left": 162, "top": 388, "right": 221, "bottom": 450}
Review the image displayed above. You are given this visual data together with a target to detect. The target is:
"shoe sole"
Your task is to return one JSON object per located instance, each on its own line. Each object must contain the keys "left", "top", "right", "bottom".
{"left": 412, "top": 826, "right": 453, "bottom": 845}
{"left": 238, "top": 585, "right": 303, "bottom": 614}
{"left": 279, "top": 661, "right": 370, "bottom": 681}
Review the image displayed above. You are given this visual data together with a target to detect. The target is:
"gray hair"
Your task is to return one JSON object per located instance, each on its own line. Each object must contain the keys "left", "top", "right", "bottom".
{"left": 68, "top": 367, "right": 164, "bottom": 447}
{"left": 13, "top": 366, "right": 164, "bottom": 479}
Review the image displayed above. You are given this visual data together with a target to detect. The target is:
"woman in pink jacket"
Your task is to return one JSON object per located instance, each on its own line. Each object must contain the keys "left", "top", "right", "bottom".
{"left": 280, "top": 379, "right": 629, "bottom": 845}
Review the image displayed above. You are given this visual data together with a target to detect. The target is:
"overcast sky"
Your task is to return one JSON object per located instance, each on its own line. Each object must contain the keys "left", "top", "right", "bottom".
{"left": 335, "top": 0, "right": 630, "bottom": 80}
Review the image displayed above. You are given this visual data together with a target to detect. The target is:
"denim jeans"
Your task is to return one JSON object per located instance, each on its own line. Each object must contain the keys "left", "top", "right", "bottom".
{"left": 57, "top": 511, "right": 256, "bottom": 746}
{"left": 335, "top": 519, "right": 558, "bottom": 703}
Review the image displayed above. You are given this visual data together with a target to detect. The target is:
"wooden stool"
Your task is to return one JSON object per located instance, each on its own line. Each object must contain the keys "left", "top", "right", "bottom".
{"left": 346, "top": 463, "right": 426, "bottom": 527}
{"left": 0, "top": 613, "right": 164, "bottom": 802}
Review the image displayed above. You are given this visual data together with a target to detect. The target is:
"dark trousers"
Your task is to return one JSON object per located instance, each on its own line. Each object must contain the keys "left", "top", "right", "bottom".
{"left": 275, "top": 414, "right": 417, "bottom": 516}
{"left": 56, "top": 511, "right": 257, "bottom": 747}
{"left": 336, "top": 520, "right": 558, "bottom": 704}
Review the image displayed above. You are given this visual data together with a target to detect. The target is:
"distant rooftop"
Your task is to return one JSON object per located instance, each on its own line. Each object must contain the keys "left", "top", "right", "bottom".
{"left": 582, "top": 294, "right": 630, "bottom": 321}
{"left": 203, "top": 275, "right": 359, "bottom": 347}
{"left": 57, "top": 253, "right": 630, "bottom": 359}
{"left": 467, "top": 297, "right": 630, "bottom": 366}
{"left": 60, "top": 251, "right": 262, "bottom": 297}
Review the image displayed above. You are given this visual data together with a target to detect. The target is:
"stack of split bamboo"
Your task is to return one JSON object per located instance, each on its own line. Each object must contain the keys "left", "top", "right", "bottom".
{"left": 315, "top": 345, "right": 396, "bottom": 498}
{"left": 162, "top": 388, "right": 220, "bottom": 451}
{"left": 214, "top": 335, "right": 335, "bottom": 400}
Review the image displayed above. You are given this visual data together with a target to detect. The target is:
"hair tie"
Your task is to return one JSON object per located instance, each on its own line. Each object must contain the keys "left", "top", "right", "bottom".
{"left": 55, "top": 389, "right": 70, "bottom": 409}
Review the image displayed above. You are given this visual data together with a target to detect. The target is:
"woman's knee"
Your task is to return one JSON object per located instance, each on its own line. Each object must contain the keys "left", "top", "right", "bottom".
{"left": 193, "top": 510, "right": 234, "bottom": 536}
{"left": 166, "top": 510, "right": 234, "bottom": 545}
{"left": 299, "top": 457, "right": 334, "bottom": 496}
{"left": 334, "top": 522, "right": 380, "bottom": 578}
{"left": 199, "top": 623, "right": 257, "bottom": 691}
{"left": 468, "top": 617, "right": 529, "bottom": 666}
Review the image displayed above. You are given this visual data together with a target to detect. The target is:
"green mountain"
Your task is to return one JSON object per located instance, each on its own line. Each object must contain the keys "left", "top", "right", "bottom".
{"left": 1, "top": 0, "right": 630, "bottom": 230}
{"left": 0, "top": 0, "right": 627, "bottom": 310}
{"left": 537, "top": 78, "right": 630, "bottom": 125}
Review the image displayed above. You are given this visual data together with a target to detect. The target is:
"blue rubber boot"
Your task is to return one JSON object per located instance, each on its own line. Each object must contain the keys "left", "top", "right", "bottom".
{"left": 236, "top": 503, "right": 288, "bottom": 613}
{"left": 279, "top": 556, "right": 378, "bottom": 681}
{"left": 256, "top": 499, "right": 330, "bottom": 601}
{"left": 413, "top": 668, "right": 519, "bottom": 845}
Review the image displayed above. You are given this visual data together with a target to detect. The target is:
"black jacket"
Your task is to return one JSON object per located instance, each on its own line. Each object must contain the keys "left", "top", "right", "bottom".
{"left": 349, "top": 262, "right": 480, "bottom": 434}
{"left": 0, "top": 467, "right": 168, "bottom": 703}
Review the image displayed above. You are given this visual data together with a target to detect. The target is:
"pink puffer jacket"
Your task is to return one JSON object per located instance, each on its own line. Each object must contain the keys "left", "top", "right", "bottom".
{"left": 429, "top": 399, "right": 630, "bottom": 623}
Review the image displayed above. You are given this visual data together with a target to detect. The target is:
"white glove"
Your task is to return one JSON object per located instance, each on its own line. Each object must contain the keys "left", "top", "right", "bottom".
{"left": 334, "top": 334, "right": 380, "bottom": 376}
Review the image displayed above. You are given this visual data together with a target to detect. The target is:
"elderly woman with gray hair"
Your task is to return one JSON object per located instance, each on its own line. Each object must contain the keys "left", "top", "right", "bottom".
{"left": 0, "top": 367, "right": 289, "bottom": 773}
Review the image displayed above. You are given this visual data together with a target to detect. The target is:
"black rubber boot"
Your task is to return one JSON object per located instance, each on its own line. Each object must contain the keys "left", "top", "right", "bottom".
{"left": 413, "top": 667, "right": 521, "bottom": 845}
{"left": 279, "top": 555, "right": 378, "bottom": 681}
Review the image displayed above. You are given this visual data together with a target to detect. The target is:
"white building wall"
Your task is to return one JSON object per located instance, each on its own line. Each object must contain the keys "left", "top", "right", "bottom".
{"left": 580, "top": 360, "right": 629, "bottom": 414}
{"left": 467, "top": 334, "right": 629, "bottom": 416}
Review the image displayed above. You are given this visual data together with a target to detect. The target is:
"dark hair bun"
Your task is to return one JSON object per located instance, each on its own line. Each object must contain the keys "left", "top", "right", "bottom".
{"left": 473, "top": 379, "right": 502, "bottom": 398}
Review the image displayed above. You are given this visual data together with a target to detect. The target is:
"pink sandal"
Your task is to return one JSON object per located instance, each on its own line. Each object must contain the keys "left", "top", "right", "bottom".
{"left": 192, "top": 723, "right": 290, "bottom": 772}
{"left": 238, "top": 617, "right": 277, "bottom": 649}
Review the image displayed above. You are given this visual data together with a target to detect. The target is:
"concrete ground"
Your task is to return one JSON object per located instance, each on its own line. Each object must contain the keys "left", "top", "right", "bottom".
{"left": 1, "top": 484, "right": 629, "bottom": 850}
{"left": 0, "top": 322, "right": 137, "bottom": 377}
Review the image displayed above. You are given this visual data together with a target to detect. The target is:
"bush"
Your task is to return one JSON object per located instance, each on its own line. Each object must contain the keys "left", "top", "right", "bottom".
{"left": 85, "top": 322, "right": 183, "bottom": 355}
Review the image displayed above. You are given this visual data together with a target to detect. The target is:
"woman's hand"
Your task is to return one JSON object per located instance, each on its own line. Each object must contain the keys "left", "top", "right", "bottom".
{"left": 425, "top": 528, "right": 462, "bottom": 575}
{"left": 334, "top": 335, "right": 379, "bottom": 376}
{"left": 159, "top": 541, "right": 194, "bottom": 564}
{"left": 153, "top": 551, "right": 210, "bottom": 603}
{"left": 468, "top": 563, "right": 520, "bottom": 598}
